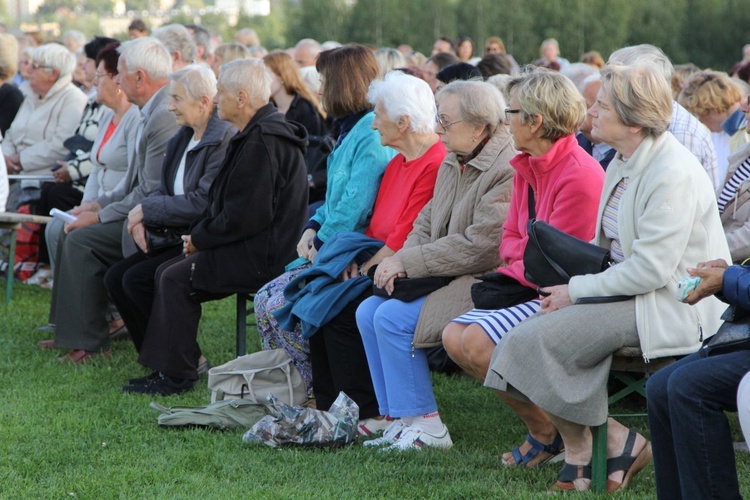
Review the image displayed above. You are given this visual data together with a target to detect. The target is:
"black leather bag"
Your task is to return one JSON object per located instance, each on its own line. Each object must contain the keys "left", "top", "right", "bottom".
{"left": 368, "top": 265, "right": 452, "bottom": 303}
{"left": 143, "top": 225, "right": 188, "bottom": 255}
{"left": 703, "top": 305, "right": 750, "bottom": 356}
{"left": 522, "top": 186, "right": 612, "bottom": 287}
{"left": 470, "top": 272, "right": 538, "bottom": 309}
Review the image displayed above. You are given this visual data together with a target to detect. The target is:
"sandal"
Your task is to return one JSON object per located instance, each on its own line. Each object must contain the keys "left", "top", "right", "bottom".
{"left": 605, "top": 430, "right": 652, "bottom": 492}
{"left": 504, "top": 433, "right": 565, "bottom": 467}
{"left": 549, "top": 461, "right": 592, "bottom": 492}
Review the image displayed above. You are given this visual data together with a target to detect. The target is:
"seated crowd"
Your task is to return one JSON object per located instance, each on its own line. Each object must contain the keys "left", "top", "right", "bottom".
{"left": 2, "top": 26, "right": 750, "bottom": 496}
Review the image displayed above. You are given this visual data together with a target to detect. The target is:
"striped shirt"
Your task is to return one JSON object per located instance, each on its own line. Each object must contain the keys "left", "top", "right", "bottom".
{"left": 602, "top": 177, "right": 628, "bottom": 263}
{"left": 717, "top": 157, "right": 750, "bottom": 214}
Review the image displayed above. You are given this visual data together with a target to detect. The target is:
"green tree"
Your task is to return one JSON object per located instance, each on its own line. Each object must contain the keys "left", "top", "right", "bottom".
{"left": 285, "top": 0, "right": 350, "bottom": 45}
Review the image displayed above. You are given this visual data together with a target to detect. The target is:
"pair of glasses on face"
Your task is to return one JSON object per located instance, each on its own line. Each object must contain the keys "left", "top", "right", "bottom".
{"left": 31, "top": 62, "right": 53, "bottom": 70}
{"left": 436, "top": 114, "right": 463, "bottom": 131}
{"left": 505, "top": 108, "right": 522, "bottom": 116}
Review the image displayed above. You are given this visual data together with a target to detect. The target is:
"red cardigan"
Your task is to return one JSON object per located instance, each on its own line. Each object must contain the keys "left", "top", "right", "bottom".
{"left": 498, "top": 134, "right": 605, "bottom": 288}
{"left": 365, "top": 140, "right": 445, "bottom": 250}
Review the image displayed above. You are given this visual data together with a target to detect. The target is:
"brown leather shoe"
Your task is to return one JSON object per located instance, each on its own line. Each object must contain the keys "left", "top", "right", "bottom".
{"left": 36, "top": 339, "right": 57, "bottom": 349}
{"left": 59, "top": 349, "right": 112, "bottom": 364}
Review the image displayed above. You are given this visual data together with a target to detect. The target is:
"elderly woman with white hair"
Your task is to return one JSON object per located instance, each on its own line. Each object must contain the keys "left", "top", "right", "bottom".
{"left": 485, "top": 64, "right": 729, "bottom": 493}
{"left": 103, "top": 64, "right": 236, "bottom": 364}
{"left": 276, "top": 71, "right": 446, "bottom": 430}
{"left": 2, "top": 43, "right": 87, "bottom": 180}
{"left": 125, "top": 58, "right": 309, "bottom": 396}
{"left": 354, "top": 80, "right": 518, "bottom": 450}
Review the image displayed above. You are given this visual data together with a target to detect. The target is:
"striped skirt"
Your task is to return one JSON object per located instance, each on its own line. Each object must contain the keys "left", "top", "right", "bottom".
{"left": 451, "top": 299, "right": 542, "bottom": 344}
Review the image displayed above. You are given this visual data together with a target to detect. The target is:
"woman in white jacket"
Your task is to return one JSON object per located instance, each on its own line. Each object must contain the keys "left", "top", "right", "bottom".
{"left": 484, "top": 63, "right": 730, "bottom": 493}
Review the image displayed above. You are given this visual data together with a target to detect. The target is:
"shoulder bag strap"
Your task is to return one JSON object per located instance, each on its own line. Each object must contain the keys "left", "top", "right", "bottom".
{"left": 527, "top": 185, "right": 536, "bottom": 220}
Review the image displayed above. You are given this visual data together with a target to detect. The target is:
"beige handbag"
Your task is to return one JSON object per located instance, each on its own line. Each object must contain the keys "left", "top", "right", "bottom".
{"left": 207, "top": 349, "right": 306, "bottom": 405}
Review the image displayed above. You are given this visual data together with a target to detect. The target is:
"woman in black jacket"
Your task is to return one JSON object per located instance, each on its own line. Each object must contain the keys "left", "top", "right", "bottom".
{"left": 104, "top": 64, "right": 235, "bottom": 354}
{"left": 124, "top": 58, "right": 309, "bottom": 396}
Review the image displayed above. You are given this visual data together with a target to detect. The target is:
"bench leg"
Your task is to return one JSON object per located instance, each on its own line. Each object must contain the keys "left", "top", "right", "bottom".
{"left": 5, "top": 229, "right": 16, "bottom": 303}
{"left": 236, "top": 294, "right": 247, "bottom": 357}
{"left": 591, "top": 421, "right": 608, "bottom": 493}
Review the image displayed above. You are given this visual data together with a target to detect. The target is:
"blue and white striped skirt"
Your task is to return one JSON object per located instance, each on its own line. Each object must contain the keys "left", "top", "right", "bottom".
{"left": 451, "top": 299, "right": 542, "bottom": 344}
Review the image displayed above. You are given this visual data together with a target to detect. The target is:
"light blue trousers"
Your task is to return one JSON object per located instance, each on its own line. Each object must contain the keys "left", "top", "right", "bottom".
{"left": 355, "top": 295, "right": 437, "bottom": 418}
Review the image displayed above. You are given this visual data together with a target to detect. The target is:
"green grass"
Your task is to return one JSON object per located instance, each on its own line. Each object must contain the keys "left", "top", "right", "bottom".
{"left": 1, "top": 283, "right": 748, "bottom": 498}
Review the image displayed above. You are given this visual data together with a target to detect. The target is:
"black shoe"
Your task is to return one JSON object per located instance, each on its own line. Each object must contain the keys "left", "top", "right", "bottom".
{"left": 128, "top": 371, "right": 160, "bottom": 385}
{"left": 122, "top": 373, "right": 195, "bottom": 396}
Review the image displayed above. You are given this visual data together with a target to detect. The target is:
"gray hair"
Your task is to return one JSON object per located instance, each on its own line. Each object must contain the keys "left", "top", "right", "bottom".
{"left": 436, "top": 80, "right": 506, "bottom": 135}
{"left": 601, "top": 63, "right": 672, "bottom": 138}
{"left": 154, "top": 24, "right": 197, "bottom": 64}
{"left": 219, "top": 58, "right": 271, "bottom": 104}
{"left": 62, "top": 30, "right": 86, "bottom": 50}
{"left": 214, "top": 43, "right": 250, "bottom": 63}
{"left": 118, "top": 37, "right": 172, "bottom": 81}
{"left": 374, "top": 48, "right": 406, "bottom": 78}
{"left": 235, "top": 28, "right": 260, "bottom": 47}
{"left": 367, "top": 70, "right": 436, "bottom": 134}
{"left": 33, "top": 44, "right": 76, "bottom": 78}
{"left": 295, "top": 38, "right": 321, "bottom": 51}
{"left": 562, "top": 62, "right": 599, "bottom": 93}
{"left": 171, "top": 64, "right": 217, "bottom": 102}
{"left": 486, "top": 73, "right": 513, "bottom": 103}
{"left": 608, "top": 44, "right": 674, "bottom": 81}
{"left": 187, "top": 24, "right": 213, "bottom": 58}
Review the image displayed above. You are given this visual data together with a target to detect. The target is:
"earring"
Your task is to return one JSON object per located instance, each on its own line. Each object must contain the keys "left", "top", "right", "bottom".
{"left": 116, "top": 88, "right": 121, "bottom": 95}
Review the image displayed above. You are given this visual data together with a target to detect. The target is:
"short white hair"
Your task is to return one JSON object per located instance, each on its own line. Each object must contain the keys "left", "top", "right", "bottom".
{"left": 118, "top": 37, "right": 172, "bottom": 81}
{"left": 219, "top": 58, "right": 271, "bottom": 104}
{"left": 608, "top": 44, "right": 674, "bottom": 81}
{"left": 171, "top": 64, "right": 217, "bottom": 102}
{"left": 154, "top": 24, "right": 197, "bottom": 64}
{"left": 33, "top": 44, "right": 76, "bottom": 78}
{"left": 368, "top": 70, "right": 436, "bottom": 134}
{"left": 295, "top": 38, "right": 321, "bottom": 51}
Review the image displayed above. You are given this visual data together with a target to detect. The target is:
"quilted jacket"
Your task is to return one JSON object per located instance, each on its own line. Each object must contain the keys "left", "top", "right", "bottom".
{"left": 397, "top": 129, "right": 516, "bottom": 347}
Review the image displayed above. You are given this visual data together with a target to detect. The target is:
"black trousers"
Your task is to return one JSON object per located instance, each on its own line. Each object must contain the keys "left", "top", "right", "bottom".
{"left": 310, "top": 289, "right": 379, "bottom": 419}
{"left": 137, "top": 254, "right": 228, "bottom": 381}
{"left": 103, "top": 245, "right": 183, "bottom": 352}
{"left": 35, "top": 182, "right": 83, "bottom": 264}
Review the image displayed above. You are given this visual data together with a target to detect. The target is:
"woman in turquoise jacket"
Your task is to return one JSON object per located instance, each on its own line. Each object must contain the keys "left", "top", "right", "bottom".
{"left": 254, "top": 45, "right": 396, "bottom": 394}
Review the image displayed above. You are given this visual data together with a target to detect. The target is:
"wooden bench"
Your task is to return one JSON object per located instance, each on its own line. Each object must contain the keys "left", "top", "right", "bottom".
{"left": 0, "top": 212, "right": 52, "bottom": 303}
{"left": 235, "top": 292, "right": 257, "bottom": 356}
{"left": 590, "top": 347, "right": 678, "bottom": 493}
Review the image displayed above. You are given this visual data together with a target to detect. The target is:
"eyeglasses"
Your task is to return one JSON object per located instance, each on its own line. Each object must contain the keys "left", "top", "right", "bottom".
{"left": 31, "top": 62, "right": 53, "bottom": 70}
{"left": 94, "top": 72, "right": 112, "bottom": 80}
{"left": 436, "top": 114, "right": 463, "bottom": 131}
{"left": 505, "top": 108, "right": 522, "bottom": 115}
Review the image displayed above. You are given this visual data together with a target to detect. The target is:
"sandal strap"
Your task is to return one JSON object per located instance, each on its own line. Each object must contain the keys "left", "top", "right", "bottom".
{"left": 606, "top": 430, "right": 639, "bottom": 475}
{"left": 557, "top": 462, "right": 592, "bottom": 482}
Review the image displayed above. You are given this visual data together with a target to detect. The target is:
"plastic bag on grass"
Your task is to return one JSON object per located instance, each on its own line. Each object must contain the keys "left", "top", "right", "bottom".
{"left": 242, "top": 391, "right": 358, "bottom": 448}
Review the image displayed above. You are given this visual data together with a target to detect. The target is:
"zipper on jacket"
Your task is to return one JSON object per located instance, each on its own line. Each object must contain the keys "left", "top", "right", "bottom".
{"left": 190, "top": 262, "right": 196, "bottom": 282}
{"left": 411, "top": 341, "right": 415, "bottom": 358}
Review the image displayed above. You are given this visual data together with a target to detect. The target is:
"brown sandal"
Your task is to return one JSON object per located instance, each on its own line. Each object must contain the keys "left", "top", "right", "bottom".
{"left": 605, "top": 430, "right": 653, "bottom": 492}
{"left": 548, "top": 462, "right": 592, "bottom": 492}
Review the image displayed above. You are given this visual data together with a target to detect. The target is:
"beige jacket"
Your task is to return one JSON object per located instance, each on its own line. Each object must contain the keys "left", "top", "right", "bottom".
{"left": 398, "top": 130, "right": 516, "bottom": 347}
{"left": 719, "top": 141, "right": 750, "bottom": 263}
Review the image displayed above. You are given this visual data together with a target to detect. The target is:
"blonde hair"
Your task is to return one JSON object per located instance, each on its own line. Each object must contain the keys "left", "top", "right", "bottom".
{"left": 507, "top": 68, "right": 586, "bottom": 141}
{"left": 601, "top": 64, "right": 673, "bottom": 138}
{"left": 214, "top": 43, "right": 250, "bottom": 64}
{"left": 264, "top": 50, "right": 326, "bottom": 119}
{"left": 0, "top": 34, "right": 18, "bottom": 81}
{"left": 678, "top": 70, "right": 742, "bottom": 117}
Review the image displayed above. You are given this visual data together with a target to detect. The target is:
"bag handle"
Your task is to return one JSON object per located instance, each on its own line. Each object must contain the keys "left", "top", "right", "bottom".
{"left": 242, "top": 374, "right": 258, "bottom": 402}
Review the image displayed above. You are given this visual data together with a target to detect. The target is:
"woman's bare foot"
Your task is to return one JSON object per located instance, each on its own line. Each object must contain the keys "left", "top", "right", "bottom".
{"left": 502, "top": 429, "right": 562, "bottom": 467}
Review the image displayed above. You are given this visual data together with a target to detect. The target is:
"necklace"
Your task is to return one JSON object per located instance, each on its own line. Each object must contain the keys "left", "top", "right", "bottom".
{"left": 413, "top": 137, "right": 429, "bottom": 160}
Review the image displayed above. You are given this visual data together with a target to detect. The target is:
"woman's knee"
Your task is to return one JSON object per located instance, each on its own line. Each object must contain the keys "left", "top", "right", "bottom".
{"left": 442, "top": 322, "right": 466, "bottom": 361}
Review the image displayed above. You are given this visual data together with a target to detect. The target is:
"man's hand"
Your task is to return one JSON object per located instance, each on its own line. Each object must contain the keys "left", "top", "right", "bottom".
{"left": 132, "top": 222, "right": 148, "bottom": 253}
{"left": 5, "top": 155, "right": 21, "bottom": 174}
{"left": 684, "top": 259, "right": 729, "bottom": 305}
{"left": 182, "top": 235, "right": 197, "bottom": 256}
{"left": 53, "top": 163, "right": 71, "bottom": 183}
{"left": 72, "top": 201, "right": 101, "bottom": 216}
{"left": 65, "top": 211, "right": 99, "bottom": 233}
{"left": 127, "top": 204, "right": 144, "bottom": 234}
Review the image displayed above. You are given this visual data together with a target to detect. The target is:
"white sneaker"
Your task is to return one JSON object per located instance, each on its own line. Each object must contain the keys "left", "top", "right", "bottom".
{"left": 385, "top": 424, "right": 453, "bottom": 451}
{"left": 357, "top": 417, "right": 393, "bottom": 437}
{"left": 363, "top": 419, "right": 408, "bottom": 447}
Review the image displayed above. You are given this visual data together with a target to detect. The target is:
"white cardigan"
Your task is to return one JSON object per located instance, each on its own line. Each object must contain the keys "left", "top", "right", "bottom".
{"left": 569, "top": 133, "right": 730, "bottom": 360}
{"left": 1, "top": 74, "right": 87, "bottom": 173}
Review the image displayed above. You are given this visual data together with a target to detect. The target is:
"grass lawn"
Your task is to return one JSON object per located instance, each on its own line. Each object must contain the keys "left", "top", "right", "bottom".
{"left": 1, "top": 282, "right": 748, "bottom": 498}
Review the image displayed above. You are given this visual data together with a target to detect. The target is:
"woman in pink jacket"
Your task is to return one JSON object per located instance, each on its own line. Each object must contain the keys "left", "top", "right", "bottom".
{"left": 442, "top": 69, "right": 604, "bottom": 466}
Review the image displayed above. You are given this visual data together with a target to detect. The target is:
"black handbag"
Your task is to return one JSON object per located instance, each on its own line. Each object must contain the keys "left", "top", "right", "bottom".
{"left": 143, "top": 225, "right": 188, "bottom": 255}
{"left": 522, "top": 186, "right": 612, "bottom": 287}
{"left": 368, "top": 266, "right": 452, "bottom": 302}
{"left": 470, "top": 272, "right": 538, "bottom": 309}
{"left": 703, "top": 305, "right": 750, "bottom": 356}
